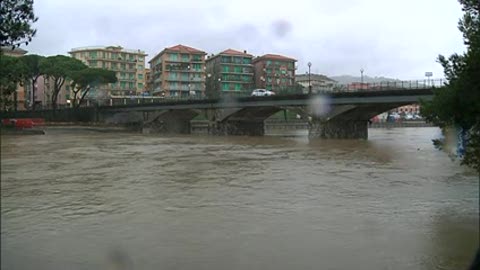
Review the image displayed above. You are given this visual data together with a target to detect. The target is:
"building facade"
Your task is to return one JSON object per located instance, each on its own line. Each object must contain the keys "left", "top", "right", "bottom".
{"left": 252, "top": 54, "right": 296, "bottom": 92}
{"left": 69, "top": 46, "right": 147, "bottom": 96}
{"left": 149, "top": 44, "right": 206, "bottom": 97}
{"left": 205, "top": 49, "right": 254, "bottom": 97}
{"left": 295, "top": 74, "right": 337, "bottom": 93}
{"left": 1, "top": 46, "right": 27, "bottom": 110}
{"left": 144, "top": 68, "right": 152, "bottom": 94}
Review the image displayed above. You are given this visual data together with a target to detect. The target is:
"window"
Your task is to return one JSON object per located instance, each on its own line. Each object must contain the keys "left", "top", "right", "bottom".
{"left": 181, "top": 73, "right": 188, "bottom": 81}
{"left": 222, "top": 83, "right": 230, "bottom": 90}
{"left": 89, "top": 51, "right": 97, "bottom": 59}
{"left": 129, "top": 73, "right": 135, "bottom": 79}
{"left": 129, "top": 82, "right": 134, "bottom": 89}
{"left": 102, "top": 62, "right": 107, "bottom": 68}
{"left": 221, "top": 56, "right": 230, "bottom": 63}
{"left": 181, "top": 54, "right": 189, "bottom": 62}
{"left": 121, "top": 64, "right": 126, "bottom": 70}
{"left": 243, "top": 67, "right": 253, "bottom": 73}
{"left": 234, "top": 66, "right": 242, "bottom": 73}
{"left": 222, "top": 65, "right": 229, "bottom": 72}
{"left": 267, "top": 60, "right": 272, "bottom": 65}
{"left": 192, "top": 63, "right": 202, "bottom": 71}
{"left": 235, "top": 83, "right": 241, "bottom": 90}
{"left": 243, "top": 57, "right": 251, "bottom": 64}
{"left": 120, "top": 73, "right": 126, "bottom": 79}
{"left": 234, "top": 57, "right": 242, "bottom": 64}
{"left": 90, "top": 60, "right": 97, "bottom": 67}
{"left": 169, "top": 72, "right": 178, "bottom": 80}
{"left": 169, "top": 53, "right": 178, "bottom": 61}
{"left": 138, "top": 64, "right": 144, "bottom": 70}
{"left": 192, "top": 55, "right": 202, "bottom": 62}
{"left": 138, "top": 57, "right": 144, "bottom": 62}
{"left": 120, "top": 82, "right": 126, "bottom": 89}
{"left": 138, "top": 74, "right": 144, "bottom": 80}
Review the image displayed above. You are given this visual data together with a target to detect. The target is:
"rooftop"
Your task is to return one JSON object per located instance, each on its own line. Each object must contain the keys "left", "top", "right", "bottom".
{"left": 252, "top": 53, "right": 297, "bottom": 63}
{"left": 165, "top": 44, "right": 206, "bottom": 54}
{"left": 206, "top": 48, "right": 253, "bottom": 62}
{"left": 69, "top": 45, "right": 147, "bottom": 55}
{"left": 219, "top": 49, "right": 252, "bottom": 56}
{"left": 1, "top": 46, "right": 28, "bottom": 56}
{"left": 149, "top": 44, "right": 206, "bottom": 63}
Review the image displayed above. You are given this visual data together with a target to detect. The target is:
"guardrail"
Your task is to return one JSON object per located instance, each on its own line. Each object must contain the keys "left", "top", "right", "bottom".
{"left": 26, "top": 79, "right": 445, "bottom": 110}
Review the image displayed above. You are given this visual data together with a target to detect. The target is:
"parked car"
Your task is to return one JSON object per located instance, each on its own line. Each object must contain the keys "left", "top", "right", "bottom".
{"left": 251, "top": 89, "right": 275, "bottom": 97}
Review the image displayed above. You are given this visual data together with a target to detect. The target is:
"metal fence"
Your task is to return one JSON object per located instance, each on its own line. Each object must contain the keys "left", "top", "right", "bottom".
{"left": 29, "top": 79, "right": 447, "bottom": 110}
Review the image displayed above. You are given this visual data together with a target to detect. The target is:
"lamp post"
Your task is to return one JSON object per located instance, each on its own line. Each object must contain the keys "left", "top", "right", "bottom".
{"left": 425, "top": 72, "right": 433, "bottom": 87}
{"left": 187, "top": 65, "right": 191, "bottom": 98}
{"left": 307, "top": 62, "right": 312, "bottom": 94}
{"left": 360, "top": 68, "right": 364, "bottom": 85}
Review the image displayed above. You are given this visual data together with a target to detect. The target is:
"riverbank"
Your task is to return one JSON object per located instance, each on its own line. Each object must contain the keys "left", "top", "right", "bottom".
{"left": 0, "top": 128, "right": 46, "bottom": 135}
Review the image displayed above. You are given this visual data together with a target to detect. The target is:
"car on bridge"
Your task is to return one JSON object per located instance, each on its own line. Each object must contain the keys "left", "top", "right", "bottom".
{"left": 251, "top": 89, "right": 275, "bottom": 97}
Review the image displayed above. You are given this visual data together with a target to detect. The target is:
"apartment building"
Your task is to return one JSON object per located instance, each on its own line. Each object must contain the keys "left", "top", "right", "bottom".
{"left": 69, "top": 45, "right": 147, "bottom": 96}
{"left": 149, "top": 44, "right": 206, "bottom": 97}
{"left": 252, "top": 54, "right": 296, "bottom": 92}
{"left": 205, "top": 49, "right": 254, "bottom": 97}
{"left": 295, "top": 74, "right": 337, "bottom": 93}
{"left": 144, "top": 68, "right": 152, "bottom": 94}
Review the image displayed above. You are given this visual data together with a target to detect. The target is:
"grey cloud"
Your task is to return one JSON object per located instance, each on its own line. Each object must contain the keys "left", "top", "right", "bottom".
{"left": 25, "top": 0, "right": 466, "bottom": 79}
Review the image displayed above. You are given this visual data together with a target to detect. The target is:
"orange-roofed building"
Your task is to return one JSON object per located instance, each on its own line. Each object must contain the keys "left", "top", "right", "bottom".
{"left": 205, "top": 49, "right": 254, "bottom": 97}
{"left": 252, "top": 54, "right": 296, "bottom": 92}
{"left": 149, "top": 44, "right": 207, "bottom": 98}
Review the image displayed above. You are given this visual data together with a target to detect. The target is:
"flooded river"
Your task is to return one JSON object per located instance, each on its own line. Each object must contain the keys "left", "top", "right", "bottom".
{"left": 1, "top": 127, "right": 478, "bottom": 270}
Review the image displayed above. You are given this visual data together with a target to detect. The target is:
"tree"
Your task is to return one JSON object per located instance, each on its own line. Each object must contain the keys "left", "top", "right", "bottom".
{"left": 39, "top": 55, "right": 86, "bottom": 110}
{"left": 69, "top": 68, "right": 117, "bottom": 108}
{"left": 20, "top": 54, "right": 44, "bottom": 110}
{"left": 0, "top": 0, "right": 38, "bottom": 48}
{"left": 0, "top": 54, "right": 26, "bottom": 110}
{"left": 421, "top": 0, "right": 480, "bottom": 173}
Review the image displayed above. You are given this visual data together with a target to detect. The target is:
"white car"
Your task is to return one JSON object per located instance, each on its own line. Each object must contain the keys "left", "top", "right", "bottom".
{"left": 251, "top": 89, "right": 275, "bottom": 97}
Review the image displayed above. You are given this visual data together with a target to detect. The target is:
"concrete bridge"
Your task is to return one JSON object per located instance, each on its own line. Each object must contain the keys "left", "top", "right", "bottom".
{"left": 96, "top": 87, "right": 434, "bottom": 139}
{"left": 3, "top": 80, "right": 440, "bottom": 139}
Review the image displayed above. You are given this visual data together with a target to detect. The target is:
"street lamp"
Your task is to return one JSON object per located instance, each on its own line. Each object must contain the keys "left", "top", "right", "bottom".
{"left": 360, "top": 68, "right": 364, "bottom": 85}
{"left": 425, "top": 72, "right": 433, "bottom": 87}
{"left": 307, "top": 62, "right": 312, "bottom": 94}
{"left": 187, "top": 65, "right": 191, "bottom": 98}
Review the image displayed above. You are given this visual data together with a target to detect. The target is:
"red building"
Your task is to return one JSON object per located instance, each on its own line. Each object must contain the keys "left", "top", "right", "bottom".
{"left": 252, "top": 54, "right": 296, "bottom": 92}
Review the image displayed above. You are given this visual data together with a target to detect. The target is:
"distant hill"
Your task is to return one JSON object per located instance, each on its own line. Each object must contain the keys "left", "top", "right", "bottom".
{"left": 330, "top": 75, "right": 401, "bottom": 84}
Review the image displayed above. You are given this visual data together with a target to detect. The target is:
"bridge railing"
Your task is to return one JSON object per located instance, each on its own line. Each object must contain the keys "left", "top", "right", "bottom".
{"left": 42, "top": 79, "right": 446, "bottom": 109}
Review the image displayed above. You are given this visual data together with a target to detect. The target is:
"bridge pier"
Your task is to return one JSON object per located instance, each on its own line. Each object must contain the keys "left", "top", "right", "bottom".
{"left": 308, "top": 119, "right": 368, "bottom": 139}
{"left": 208, "top": 120, "right": 265, "bottom": 136}
{"left": 142, "top": 110, "right": 198, "bottom": 134}
{"left": 143, "top": 118, "right": 191, "bottom": 134}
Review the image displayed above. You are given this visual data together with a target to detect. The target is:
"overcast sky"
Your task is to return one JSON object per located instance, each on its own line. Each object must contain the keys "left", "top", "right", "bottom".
{"left": 23, "top": 0, "right": 465, "bottom": 79}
